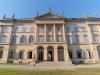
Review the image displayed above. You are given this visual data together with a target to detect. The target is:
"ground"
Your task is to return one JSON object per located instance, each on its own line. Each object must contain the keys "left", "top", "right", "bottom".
{"left": 0, "top": 64, "right": 100, "bottom": 75}
{"left": 0, "top": 68, "right": 100, "bottom": 75}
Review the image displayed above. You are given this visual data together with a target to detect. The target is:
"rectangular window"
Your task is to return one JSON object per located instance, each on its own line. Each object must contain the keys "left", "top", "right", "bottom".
{"left": 38, "top": 35, "right": 44, "bottom": 42}
{"left": 66, "top": 35, "right": 73, "bottom": 44}
{"left": 72, "top": 35, "right": 80, "bottom": 44}
{"left": 27, "top": 51, "right": 32, "bottom": 59}
{"left": 2, "top": 26, "right": 9, "bottom": 33}
{"left": 92, "top": 34, "right": 99, "bottom": 43}
{"left": 56, "top": 25, "right": 62, "bottom": 32}
{"left": 48, "top": 26, "right": 53, "bottom": 33}
{"left": 30, "top": 27, "right": 35, "bottom": 32}
{"left": 19, "top": 51, "right": 23, "bottom": 59}
{"left": 38, "top": 26, "right": 44, "bottom": 33}
{"left": 76, "top": 51, "right": 82, "bottom": 59}
{"left": 90, "top": 24, "right": 98, "bottom": 32}
{"left": 57, "top": 35, "right": 63, "bottom": 42}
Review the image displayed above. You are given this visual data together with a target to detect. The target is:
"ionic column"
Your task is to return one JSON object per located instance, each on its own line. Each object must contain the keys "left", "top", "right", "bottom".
{"left": 35, "top": 25, "right": 37, "bottom": 42}
{"left": 54, "top": 47, "right": 58, "bottom": 62}
{"left": 54, "top": 24, "right": 56, "bottom": 42}
{"left": 44, "top": 24, "right": 47, "bottom": 42}
{"left": 62, "top": 24, "right": 66, "bottom": 42}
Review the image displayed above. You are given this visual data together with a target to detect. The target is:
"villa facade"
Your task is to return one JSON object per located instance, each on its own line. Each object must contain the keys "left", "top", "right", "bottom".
{"left": 0, "top": 11, "right": 100, "bottom": 65}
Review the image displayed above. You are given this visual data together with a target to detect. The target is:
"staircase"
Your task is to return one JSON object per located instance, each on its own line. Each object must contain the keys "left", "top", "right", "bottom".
{"left": 35, "top": 61, "right": 73, "bottom": 66}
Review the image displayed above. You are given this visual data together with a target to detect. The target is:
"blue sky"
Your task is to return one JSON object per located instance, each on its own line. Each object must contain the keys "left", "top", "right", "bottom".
{"left": 0, "top": 0, "right": 100, "bottom": 18}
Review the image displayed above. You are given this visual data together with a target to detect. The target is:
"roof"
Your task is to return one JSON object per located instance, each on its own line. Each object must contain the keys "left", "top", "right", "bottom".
{"left": 0, "top": 11, "right": 100, "bottom": 22}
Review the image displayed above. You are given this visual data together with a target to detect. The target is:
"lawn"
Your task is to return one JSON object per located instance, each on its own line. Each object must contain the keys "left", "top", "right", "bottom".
{"left": 0, "top": 68, "right": 100, "bottom": 75}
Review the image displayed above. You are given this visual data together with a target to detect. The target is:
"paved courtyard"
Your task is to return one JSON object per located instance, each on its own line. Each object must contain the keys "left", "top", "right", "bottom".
{"left": 0, "top": 64, "right": 100, "bottom": 70}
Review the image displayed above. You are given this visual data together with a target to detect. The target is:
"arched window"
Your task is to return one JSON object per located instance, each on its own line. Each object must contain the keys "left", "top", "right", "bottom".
{"left": 12, "top": 35, "right": 17, "bottom": 44}
{"left": 20, "top": 35, "right": 27, "bottom": 44}
{"left": 29, "top": 35, "right": 34, "bottom": 43}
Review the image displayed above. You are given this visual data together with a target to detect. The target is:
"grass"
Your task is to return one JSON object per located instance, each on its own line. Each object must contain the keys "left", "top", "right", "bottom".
{"left": 0, "top": 68, "right": 100, "bottom": 75}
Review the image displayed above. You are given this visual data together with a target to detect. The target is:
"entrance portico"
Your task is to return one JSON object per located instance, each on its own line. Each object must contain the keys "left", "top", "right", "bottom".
{"left": 36, "top": 45, "right": 71, "bottom": 63}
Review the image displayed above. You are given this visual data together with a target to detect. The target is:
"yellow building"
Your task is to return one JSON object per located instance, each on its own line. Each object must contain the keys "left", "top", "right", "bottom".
{"left": 0, "top": 11, "right": 100, "bottom": 65}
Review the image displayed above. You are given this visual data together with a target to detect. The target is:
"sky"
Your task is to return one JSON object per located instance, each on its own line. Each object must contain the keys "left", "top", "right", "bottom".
{"left": 0, "top": 0, "right": 100, "bottom": 18}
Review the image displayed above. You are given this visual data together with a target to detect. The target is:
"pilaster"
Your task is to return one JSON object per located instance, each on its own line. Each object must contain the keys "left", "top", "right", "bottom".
{"left": 54, "top": 47, "right": 58, "bottom": 62}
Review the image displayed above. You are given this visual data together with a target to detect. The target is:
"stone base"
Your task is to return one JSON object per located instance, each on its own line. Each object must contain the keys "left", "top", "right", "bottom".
{"left": 84, "top": 59, "right": 95, "bottom": 63}
{"left": 13, "top": 59, "right": 20, "bottom": 63}
{"left": 0, "top": 59, "right": 8, "bottom": 63}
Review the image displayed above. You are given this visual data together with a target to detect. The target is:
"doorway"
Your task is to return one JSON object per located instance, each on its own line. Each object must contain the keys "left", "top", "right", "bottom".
{"left": 58, "top": 46, "right": 64, "bottom": 61}
{"left": 37, "top": 46, "right": 44, "bottom": 61}
{"left": 47, "top": 46, "right": 54, "bottom": 61}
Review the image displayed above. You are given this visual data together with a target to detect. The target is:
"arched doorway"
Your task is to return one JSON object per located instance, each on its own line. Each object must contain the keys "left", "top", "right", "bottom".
{"left": 37, "top": 46, "right": 44, "bottom": 61}
{"left": 58, "top": 46, "right": 64, "bottom": 61}
{"left": 47, "top": 46, "right": 54, "bottom": 61}
{"left": 0, "top": 47, "right": 3, "bottom": 59}
{"left": 97, "top": 46, "right": 100, "bottom": 59}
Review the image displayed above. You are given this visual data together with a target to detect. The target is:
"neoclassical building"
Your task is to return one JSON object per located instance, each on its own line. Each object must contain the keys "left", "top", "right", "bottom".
{"left": 0, "top": 11, "right": 100, "bottom": 65}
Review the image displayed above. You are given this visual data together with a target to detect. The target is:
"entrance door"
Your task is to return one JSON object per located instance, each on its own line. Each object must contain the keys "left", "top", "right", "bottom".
{"left": 48, "top": 51, "right": 53, "bottom": 61}
{"left": 47, "top": 46, "right": 54, "bottom": 61}
{"left": 58, "top": 47, "right": 64, "bottom": 61}
{"left": 38, "top": 51, "right": 43, "bottom": 61}
{"left": 37, "top": 46, "right": 44, "bottom": 62}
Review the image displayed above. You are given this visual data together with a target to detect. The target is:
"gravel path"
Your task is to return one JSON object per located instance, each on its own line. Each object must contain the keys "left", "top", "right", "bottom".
{"left": 0, "top": 64, "right": 100, "bottom": 70}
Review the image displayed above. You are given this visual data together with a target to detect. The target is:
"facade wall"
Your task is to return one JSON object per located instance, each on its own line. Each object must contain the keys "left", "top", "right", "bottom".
{"left": 0, "top": 13, "right": 100, "bottom": 65}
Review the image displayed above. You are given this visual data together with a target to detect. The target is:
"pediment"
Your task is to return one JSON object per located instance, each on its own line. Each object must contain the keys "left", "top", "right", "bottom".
{"left": 34, "top": 12, "right": 64, "bottom": 20}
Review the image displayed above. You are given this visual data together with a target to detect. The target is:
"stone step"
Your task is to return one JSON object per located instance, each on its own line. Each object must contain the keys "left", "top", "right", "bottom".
{"left": 35, "top": 61, "right": 73, "bottom": 66}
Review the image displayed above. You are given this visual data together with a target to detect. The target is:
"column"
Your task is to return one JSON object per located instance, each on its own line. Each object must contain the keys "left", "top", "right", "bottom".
{"left": 23, "top": 50, "right": 28, "bottom": 63}
{"left": 44, "top": 24, "right": 47, "bottom": 42}
{"left": 34, "top": 49, "right": 37, "bottom": 62}
{"left": 54, "top": 47, "right": 58, "bottom": 62}
{"left": 44, "top": 48, "right": 47, "bottom": 61}
{"left": 54, "top": 24, "right": 56, "bottom": 42}
{"left": 62, "top": 24, "right": 66, "bottom": 42}
{"left": 35, "top": 24, "right": 37, "bottom": 42}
